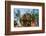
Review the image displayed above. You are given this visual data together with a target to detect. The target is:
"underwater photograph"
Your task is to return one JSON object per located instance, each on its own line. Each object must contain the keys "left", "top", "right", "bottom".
{"left": 14, "top": 8, "right": 39, "bottom": 27}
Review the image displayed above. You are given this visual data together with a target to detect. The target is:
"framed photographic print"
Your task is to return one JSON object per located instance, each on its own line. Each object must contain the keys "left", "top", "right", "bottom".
{"left": 5, "top": 1, "right": 45, "bottom": 35}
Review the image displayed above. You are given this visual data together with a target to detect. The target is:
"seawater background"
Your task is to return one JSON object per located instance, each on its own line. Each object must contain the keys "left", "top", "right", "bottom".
{"left": 14, "top": 8, "right": 39, "bottom": 27}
